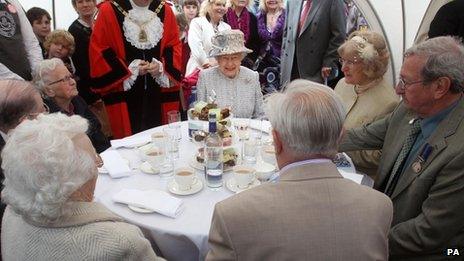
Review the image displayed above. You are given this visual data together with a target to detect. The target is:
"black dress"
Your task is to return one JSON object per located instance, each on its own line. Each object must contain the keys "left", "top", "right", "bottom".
{"left": 68, "top": 20, "right": 101, "bottom": 105}
{"left": 44, "top": 96, "right": 110, "bottom": 153}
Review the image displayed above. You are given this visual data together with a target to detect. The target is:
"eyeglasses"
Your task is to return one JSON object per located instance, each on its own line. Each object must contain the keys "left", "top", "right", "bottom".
{"left": 48, "top": 74, "right": 74, "bottom": 86}
{"left": 339, "top": 57, "right": 361, "bottom": 66}
{"left": 397, "top": 77, "right": 425, "bottom": 90}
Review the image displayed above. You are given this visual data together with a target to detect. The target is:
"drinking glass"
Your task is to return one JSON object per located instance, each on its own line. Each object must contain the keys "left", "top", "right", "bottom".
{"left": 167, "top": 110, "right": 182, "bottom": 142}
{"left": 233, "top": 118, "right": 250, "bottom": 141}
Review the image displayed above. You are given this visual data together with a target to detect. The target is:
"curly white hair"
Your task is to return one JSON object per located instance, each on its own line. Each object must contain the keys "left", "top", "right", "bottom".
{"left": 1, "top": 113, "right": 95, "bottom": 224}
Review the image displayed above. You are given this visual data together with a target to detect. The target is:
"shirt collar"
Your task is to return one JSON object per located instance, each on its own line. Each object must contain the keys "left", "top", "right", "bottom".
{"left": 420, "top": 97, "right": 461, "bottom": 139}
{"left": 269, "top": 158, "right": 332, "bottom": 182}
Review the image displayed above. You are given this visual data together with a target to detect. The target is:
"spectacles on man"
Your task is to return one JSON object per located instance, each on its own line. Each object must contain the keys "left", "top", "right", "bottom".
{"left": 339, "top": 57, "right": 361, "bottom": 66}
{"left": 397, "top": 77, "right": 425, "bottom": 90}
{"left": 48, "top": 74, "right": 74, "bottom": 86}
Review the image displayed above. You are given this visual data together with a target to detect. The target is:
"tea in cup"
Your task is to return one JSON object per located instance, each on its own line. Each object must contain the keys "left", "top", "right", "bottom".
{"left": 174, "top": 167, "right": 196, "bottom": 191}
{"left": 142, "top": 146, "right": 165, "bottom": 170}
{"left": 233, "top": 165, "right": 255, "bottom": 189}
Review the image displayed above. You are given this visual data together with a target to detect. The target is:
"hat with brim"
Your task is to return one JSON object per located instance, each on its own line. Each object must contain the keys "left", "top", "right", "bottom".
{"left": 208, "top": 29, "right": 253, "bottom": 57}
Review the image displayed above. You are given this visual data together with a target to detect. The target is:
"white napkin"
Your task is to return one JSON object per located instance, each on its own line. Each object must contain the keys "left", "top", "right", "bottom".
{"left": 249, "top": 120, "right": 271, "bottom": 134}
{"left": 100, "top": 150, "right": 132, "bottom": 178}
{"left": 112, "top": 188, "right": 184, "bottom": 218}
{"left": 111, "top": 135, "right": 150, "bottom": 149}
{"left": 338, "top": 169, "right": 364, "bottom": 184}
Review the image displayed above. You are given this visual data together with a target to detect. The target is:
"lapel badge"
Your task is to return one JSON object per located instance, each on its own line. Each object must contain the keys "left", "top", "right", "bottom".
{"left": 412, "top": 161, "right": 422, "bottom": 173}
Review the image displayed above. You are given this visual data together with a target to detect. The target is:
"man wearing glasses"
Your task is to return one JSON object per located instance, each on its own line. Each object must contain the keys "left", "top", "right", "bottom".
{"left": 340, "top": 36, "right": 464, "bottom": 259}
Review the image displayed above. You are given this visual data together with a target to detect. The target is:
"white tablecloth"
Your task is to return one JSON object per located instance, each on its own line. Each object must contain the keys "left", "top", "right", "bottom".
{"left": 94, "top": 121, "right": 370, "bottom": 261}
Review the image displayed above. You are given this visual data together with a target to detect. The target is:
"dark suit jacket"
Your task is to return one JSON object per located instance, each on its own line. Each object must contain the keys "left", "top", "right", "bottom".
{"left": 281, "top": 0, "right": 346, "bottom": 85}
{"left": 340, "top": 100, "right": 464, "bottom": 260}
{"left": 44, "top": 96, "right": 110, "bottom": 153}
{"left": 428, "top": 0, "right": 464, "bottom": 40}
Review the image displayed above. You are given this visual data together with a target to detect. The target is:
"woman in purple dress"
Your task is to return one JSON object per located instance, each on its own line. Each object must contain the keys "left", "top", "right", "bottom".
{"left": 256, "top": 0, "right": 285, "bottom": 92}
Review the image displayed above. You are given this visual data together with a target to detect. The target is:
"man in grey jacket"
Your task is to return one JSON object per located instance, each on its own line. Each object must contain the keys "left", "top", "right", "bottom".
{"left": 280, "top": 0, "right": 346, "bottom": 86}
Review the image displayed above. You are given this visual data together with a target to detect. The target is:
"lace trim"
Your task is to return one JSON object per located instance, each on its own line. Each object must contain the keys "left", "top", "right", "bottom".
{"left": 123, "top": 8, "right": 164, "bottom": 50}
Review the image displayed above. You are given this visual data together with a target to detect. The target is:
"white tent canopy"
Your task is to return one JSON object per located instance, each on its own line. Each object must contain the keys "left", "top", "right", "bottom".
{"left": 19, "top": 0, "right": 451, "bottom": 85}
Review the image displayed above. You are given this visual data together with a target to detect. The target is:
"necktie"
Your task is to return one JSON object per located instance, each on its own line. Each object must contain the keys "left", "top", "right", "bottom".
{"left": 299, "top": 0, "right": 312, "bottom": 33}
{"left": 384, "top": 119, "right": 422, "bottom": 196}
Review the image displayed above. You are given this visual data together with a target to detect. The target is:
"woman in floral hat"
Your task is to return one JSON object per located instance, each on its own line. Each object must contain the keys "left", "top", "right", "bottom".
{"left": 196, "top": 29, "right": 264, "bottom": 118}
{"left": 334, "top": 30, "right": 399, "bottom": 179}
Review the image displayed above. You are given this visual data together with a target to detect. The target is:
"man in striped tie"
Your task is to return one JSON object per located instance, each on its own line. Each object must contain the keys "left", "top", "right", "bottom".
{"left": 340, "top": 36, "right": 464, "bottom": 259}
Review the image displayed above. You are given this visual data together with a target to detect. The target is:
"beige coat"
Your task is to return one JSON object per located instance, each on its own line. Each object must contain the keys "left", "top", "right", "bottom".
{"left": 335, "top": 77, "right": 399, "bottom": 178}
{"left": 206, "top": 162, "right": 393, "bottom": 261}
{"left": 1, "top": 202, "right": 164, "bottom": 261}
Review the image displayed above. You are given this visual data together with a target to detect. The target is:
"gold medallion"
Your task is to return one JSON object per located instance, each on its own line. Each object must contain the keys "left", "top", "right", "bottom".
{"left": 412, "top": 161, "right": 422, "bottom": 173}
{"left": 139, "top": 29, "right": 148, "bottom": 43}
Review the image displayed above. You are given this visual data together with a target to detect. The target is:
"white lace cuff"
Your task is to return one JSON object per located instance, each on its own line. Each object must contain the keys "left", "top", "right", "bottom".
{"left": 123, "top": 59, "right": 141, "bottom": 91}
{"left": 152, "top": 58, "right": 171, "bottom": 88}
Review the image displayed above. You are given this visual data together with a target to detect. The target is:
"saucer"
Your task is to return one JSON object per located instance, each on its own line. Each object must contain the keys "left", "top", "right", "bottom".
{"left": 226, "top": 178, "right": 261, "bottom": 193}
{"left": 168, "top": 178, "right": 203, "bottom": 196}
{"left": 140, "top": 161, "right": 159, "bottom": 174}
{"left": 128, "top": 205, "right": 155, "bottom": 213}
{"left": 189, "top": 159, "right": 234, "bottom": 172}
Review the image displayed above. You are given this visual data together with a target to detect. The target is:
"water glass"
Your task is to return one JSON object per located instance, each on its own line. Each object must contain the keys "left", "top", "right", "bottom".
{"left": 151, "top": 132, "right": 174, "bottom": 177}
{"left": 234, "top": 118, "right": 250, "bottom": 141}
{"left": 164, "top": 127, "right": 180, "bottom": 162}
{"left": 167, "top": 110, "right": 181, "bottom": 125}
{"left": 243, "top": 139, "right": 258, "bottom": 165}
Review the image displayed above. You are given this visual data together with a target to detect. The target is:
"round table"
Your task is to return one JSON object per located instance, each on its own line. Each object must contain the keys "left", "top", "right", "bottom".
{"left": 94, "top": 121, "right": 371, "bottom": 261}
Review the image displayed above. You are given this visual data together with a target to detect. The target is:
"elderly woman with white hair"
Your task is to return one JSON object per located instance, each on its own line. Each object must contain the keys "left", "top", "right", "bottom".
{"left": 186, "top": 0, "right": 231, "bottom": 75}
{"left": 334, "top": 30, "right": 399, "bottom": 179}
{"left": 1, "top": 113, "right": 163, "bottom": 261}
{"left": 196, "top": 29, "right": 264, "bottom": 118}
{"left": 33, "top": 58, "right": 110, "bottom": 153}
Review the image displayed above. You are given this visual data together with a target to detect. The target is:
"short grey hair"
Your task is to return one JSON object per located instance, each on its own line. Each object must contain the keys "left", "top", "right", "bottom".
{"left": 265, "top": 80, "right": 346, "bottom": 158}
{"left": 404, "top": 36, "right": 464, "bottom": 93}
{"left": 1, "top": 113, "right": 95, "bottom": 224}
{"left": 0, "top": 80, "right": 42, "bottom": 131}
{"left": 32, "top": 58, "right": 65, "bottom": 93}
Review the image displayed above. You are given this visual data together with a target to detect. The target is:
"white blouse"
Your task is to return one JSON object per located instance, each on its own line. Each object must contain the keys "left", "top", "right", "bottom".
{"left": 186, "top": 16, "right": 231, "bottom": 76}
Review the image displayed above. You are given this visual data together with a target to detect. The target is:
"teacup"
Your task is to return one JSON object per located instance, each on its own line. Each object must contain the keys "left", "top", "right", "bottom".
{"left": 255, "top": 161, "right": 276, "bottom": 181}
{"left": 140, "top": 145, "right": 165, "bottom": 170}
{"left": 233, "top": 165, "right": 255, "bottom": 189}
{"left": 261, "top": 145, "right": 277, "bottom": 166}
{"left": 174, "top": 167, "right": 196, "bottom": 191}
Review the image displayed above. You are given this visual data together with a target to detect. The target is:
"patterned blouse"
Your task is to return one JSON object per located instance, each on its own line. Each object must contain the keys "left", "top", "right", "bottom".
{"left": 196, "top": 66, "right": 264, "bottom": 119}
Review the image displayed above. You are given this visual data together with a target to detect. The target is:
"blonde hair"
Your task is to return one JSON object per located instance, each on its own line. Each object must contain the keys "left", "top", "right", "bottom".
{"left": 199, "top": 0, "right": 228, "bottom": 17}
{"left": 44, "top": 29, "right": 76, "bottom": 55}
{"left": 338, "top": 30, "right": 389, "bottom": 80}
{"left": 258, "top": 0, "right": 284, "bottom": 13}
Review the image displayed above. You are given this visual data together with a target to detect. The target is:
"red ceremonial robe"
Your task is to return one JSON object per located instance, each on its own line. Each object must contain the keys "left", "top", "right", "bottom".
{"left": 90, "top": 0, "right": 182, "bottom": 138}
